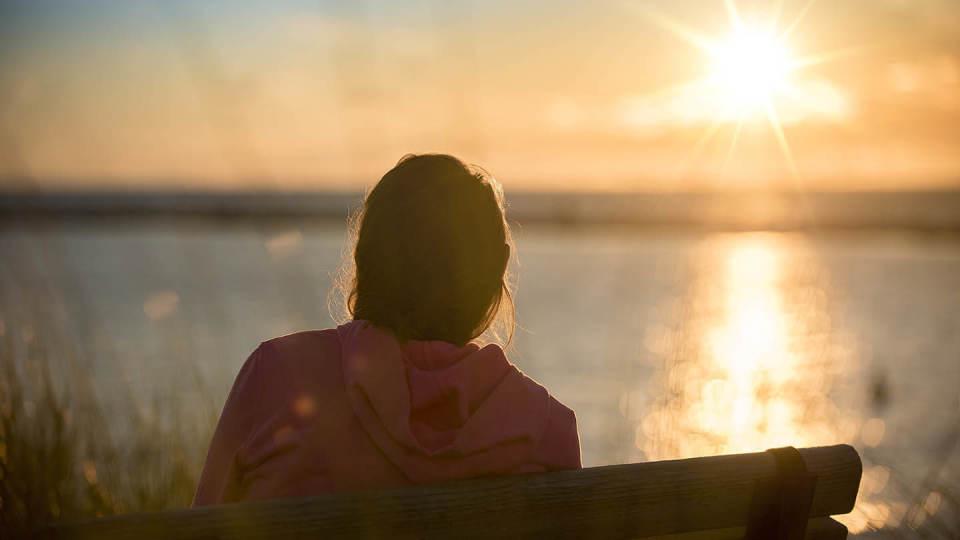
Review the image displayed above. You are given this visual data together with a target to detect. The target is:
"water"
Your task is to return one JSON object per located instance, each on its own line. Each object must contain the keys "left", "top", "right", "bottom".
{"left": 2, "top": 219, "right": 958, "bottom": 536}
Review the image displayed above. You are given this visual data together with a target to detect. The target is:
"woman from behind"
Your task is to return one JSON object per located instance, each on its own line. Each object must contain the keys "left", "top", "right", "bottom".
{"left": 193, "top": 154, "right": 581, "bottom": 505}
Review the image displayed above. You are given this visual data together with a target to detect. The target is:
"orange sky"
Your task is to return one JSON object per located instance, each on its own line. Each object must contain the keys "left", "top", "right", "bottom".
{"left": 1, "top": 0, "right": 959, "bottom": 192}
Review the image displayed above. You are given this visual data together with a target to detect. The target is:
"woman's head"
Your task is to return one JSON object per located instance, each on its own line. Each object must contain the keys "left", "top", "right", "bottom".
{"left": 342, "top": 154, "right": 514, "bottom": 345}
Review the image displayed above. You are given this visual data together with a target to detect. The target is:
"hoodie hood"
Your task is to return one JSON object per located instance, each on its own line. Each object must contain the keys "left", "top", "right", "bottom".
{"left": 337, "top": 320, "right": 568, "bottom": 483}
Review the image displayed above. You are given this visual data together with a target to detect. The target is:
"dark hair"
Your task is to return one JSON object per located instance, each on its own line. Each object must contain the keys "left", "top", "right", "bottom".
{"left": 339, "top": 154, "right": 514, "bottom": 346}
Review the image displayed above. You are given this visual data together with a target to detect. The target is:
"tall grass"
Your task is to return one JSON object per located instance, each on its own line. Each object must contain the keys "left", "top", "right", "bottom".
{"left": 0, "top": 327, "right": 211, "bottom": 537}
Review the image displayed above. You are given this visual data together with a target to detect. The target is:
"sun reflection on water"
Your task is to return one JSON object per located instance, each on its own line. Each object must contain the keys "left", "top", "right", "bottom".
{"left": 703, "top": 237, "right": 812, "bottom": 453}
{"left": 639, "top": 234, "right": 853, "bottom": 461}
{"left": 633, "top": 233, "right": 916, "bottom": 533}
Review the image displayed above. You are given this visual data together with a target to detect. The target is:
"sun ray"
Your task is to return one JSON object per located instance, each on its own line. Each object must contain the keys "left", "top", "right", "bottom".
{"left": 623, "top": 2, "right": 716, "bottom": 53}
{"left": 724, "top": 0, "right": 743, "bottom": 30}
{"left": 681, "top": 119, "right": 727, "bottom": 180}
{"left": 790, "top": 46, "right": 867, "bottom": 71}
{"left": 723, "top": 120, "right": 744, "bottom": 173}
{"left": 763, "top": 100, "right": 799, "bottom": 179}
{"left": 764, "top": 100, "right": 815, "bottom": 224}
{"left": 782, "top": 0, "right": 818, "bottom": 39}
{"left": 769, "top": 0, "right": 788, "bottom": 31}
{"left": 693, "top": 120, "right": 725, "bottom": 156}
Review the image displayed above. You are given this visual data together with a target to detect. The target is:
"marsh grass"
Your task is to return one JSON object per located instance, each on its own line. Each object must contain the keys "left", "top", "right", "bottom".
{"left": 0, "top": 327, "right": 211, "bottom": 537}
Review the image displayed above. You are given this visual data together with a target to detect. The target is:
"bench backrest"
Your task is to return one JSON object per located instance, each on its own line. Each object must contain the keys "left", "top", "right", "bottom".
{"left": 45, "top": 444, "right": 862, "bottom": 540}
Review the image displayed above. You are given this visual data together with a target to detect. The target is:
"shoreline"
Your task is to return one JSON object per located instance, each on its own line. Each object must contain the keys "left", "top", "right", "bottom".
{"left": 4, "top": 189, "right": 960, "bottom": 232}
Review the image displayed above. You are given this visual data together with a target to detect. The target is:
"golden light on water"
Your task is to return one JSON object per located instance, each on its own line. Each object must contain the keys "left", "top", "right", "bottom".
{"left": 638, "top": 234, "right": 855, "bottom": 460}
{"left": 632, "top": 234, "right": 921, "bottom": 533}
{"left": 703, "top": 239, "right": 798, "bottom": 450}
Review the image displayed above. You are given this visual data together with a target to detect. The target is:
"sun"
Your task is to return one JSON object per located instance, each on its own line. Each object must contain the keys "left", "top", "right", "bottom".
{"left": 632, "top": 0, "right": 854, "bottom": 178}
{"left": 707, "top": 25, "right": 796, "bottom": 117}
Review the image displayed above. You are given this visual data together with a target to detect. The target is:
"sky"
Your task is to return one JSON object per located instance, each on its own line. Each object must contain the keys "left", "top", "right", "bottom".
{"left": 1, "top": 0, "right": 959, "bottom": 192}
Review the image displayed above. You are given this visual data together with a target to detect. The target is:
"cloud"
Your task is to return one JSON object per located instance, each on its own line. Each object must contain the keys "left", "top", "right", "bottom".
{"left": 884, "top": 56, "right": 960, "bottom": 110}
{"left": 618, "top": 77, "right": 852, "bottom": 132}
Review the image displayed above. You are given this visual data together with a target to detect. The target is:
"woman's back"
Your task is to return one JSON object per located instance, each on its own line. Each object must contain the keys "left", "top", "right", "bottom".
{"left": 194, "top": 154, "right": 581, "bottom": 505}
{"left": 193, "top": 322, "right": 579, "bottom": 505}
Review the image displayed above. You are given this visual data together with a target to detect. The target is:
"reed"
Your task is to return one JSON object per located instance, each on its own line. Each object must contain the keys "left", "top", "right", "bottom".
{"left": 0, "top": 328, "right": 211, "bottom": 537}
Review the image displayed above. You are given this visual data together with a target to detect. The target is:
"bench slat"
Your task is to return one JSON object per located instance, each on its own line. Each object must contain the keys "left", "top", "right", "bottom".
{"left": 647, "top": 517, "right": 847, "bottom": 539}
{"left": 46, "top": 445, "right": 861, "bottom": 540}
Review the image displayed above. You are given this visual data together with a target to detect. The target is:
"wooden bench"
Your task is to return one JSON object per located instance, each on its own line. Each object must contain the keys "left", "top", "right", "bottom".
{"left": 43, "top": 444, "right": 862, "bottom": 539}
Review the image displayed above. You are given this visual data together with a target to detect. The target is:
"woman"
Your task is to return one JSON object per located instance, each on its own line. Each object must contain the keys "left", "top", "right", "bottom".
{"left": 193, "top": 154, "right": 581, "bottom": 505}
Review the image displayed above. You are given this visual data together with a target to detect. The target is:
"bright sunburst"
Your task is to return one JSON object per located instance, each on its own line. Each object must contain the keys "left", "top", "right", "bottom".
{"left": 633, "top": 0, "right": 853, "bottom": 178}
{"left": 707, "top": 25, "right": 795, "bottom": 117}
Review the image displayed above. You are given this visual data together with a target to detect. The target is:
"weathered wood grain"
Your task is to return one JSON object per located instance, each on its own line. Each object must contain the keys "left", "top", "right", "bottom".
{"left": 648, "top": 517, "right": 848, "bottom": 540}
{"left": 43, "top": 444, "right": 861, "bottom": 540}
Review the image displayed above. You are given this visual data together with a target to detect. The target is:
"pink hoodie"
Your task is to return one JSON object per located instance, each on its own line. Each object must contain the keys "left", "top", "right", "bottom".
{"left": 193, "top": 320, "right": 581, "bottom": 505}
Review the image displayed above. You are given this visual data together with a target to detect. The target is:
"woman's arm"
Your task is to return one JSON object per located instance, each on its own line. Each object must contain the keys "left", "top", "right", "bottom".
{"left": 539, "top": 400, "right": 582, "bottom": 471}
{"left": 192, "top": 344, "right": 266, "bottom": 506}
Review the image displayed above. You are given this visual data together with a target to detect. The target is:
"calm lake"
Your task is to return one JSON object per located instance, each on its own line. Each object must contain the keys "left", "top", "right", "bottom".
{"left": 2, "top": 220, "right": 958, "bottom": 536}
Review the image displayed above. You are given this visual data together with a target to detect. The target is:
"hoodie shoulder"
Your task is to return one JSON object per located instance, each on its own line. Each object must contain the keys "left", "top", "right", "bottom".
{"left": 537, "top": 395, "right": 582, "bottom": 470}
{"left": 502, "top": 365, "right": 581, "bottom": 471}
{"left": 260, "top": 329, "right": 340, "bottom": 362}
{"left": 253, "top": 329, "right": 343, "bottom": 386}
{"left": 262, "top": 328, "right": 340, "bottom": 354}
